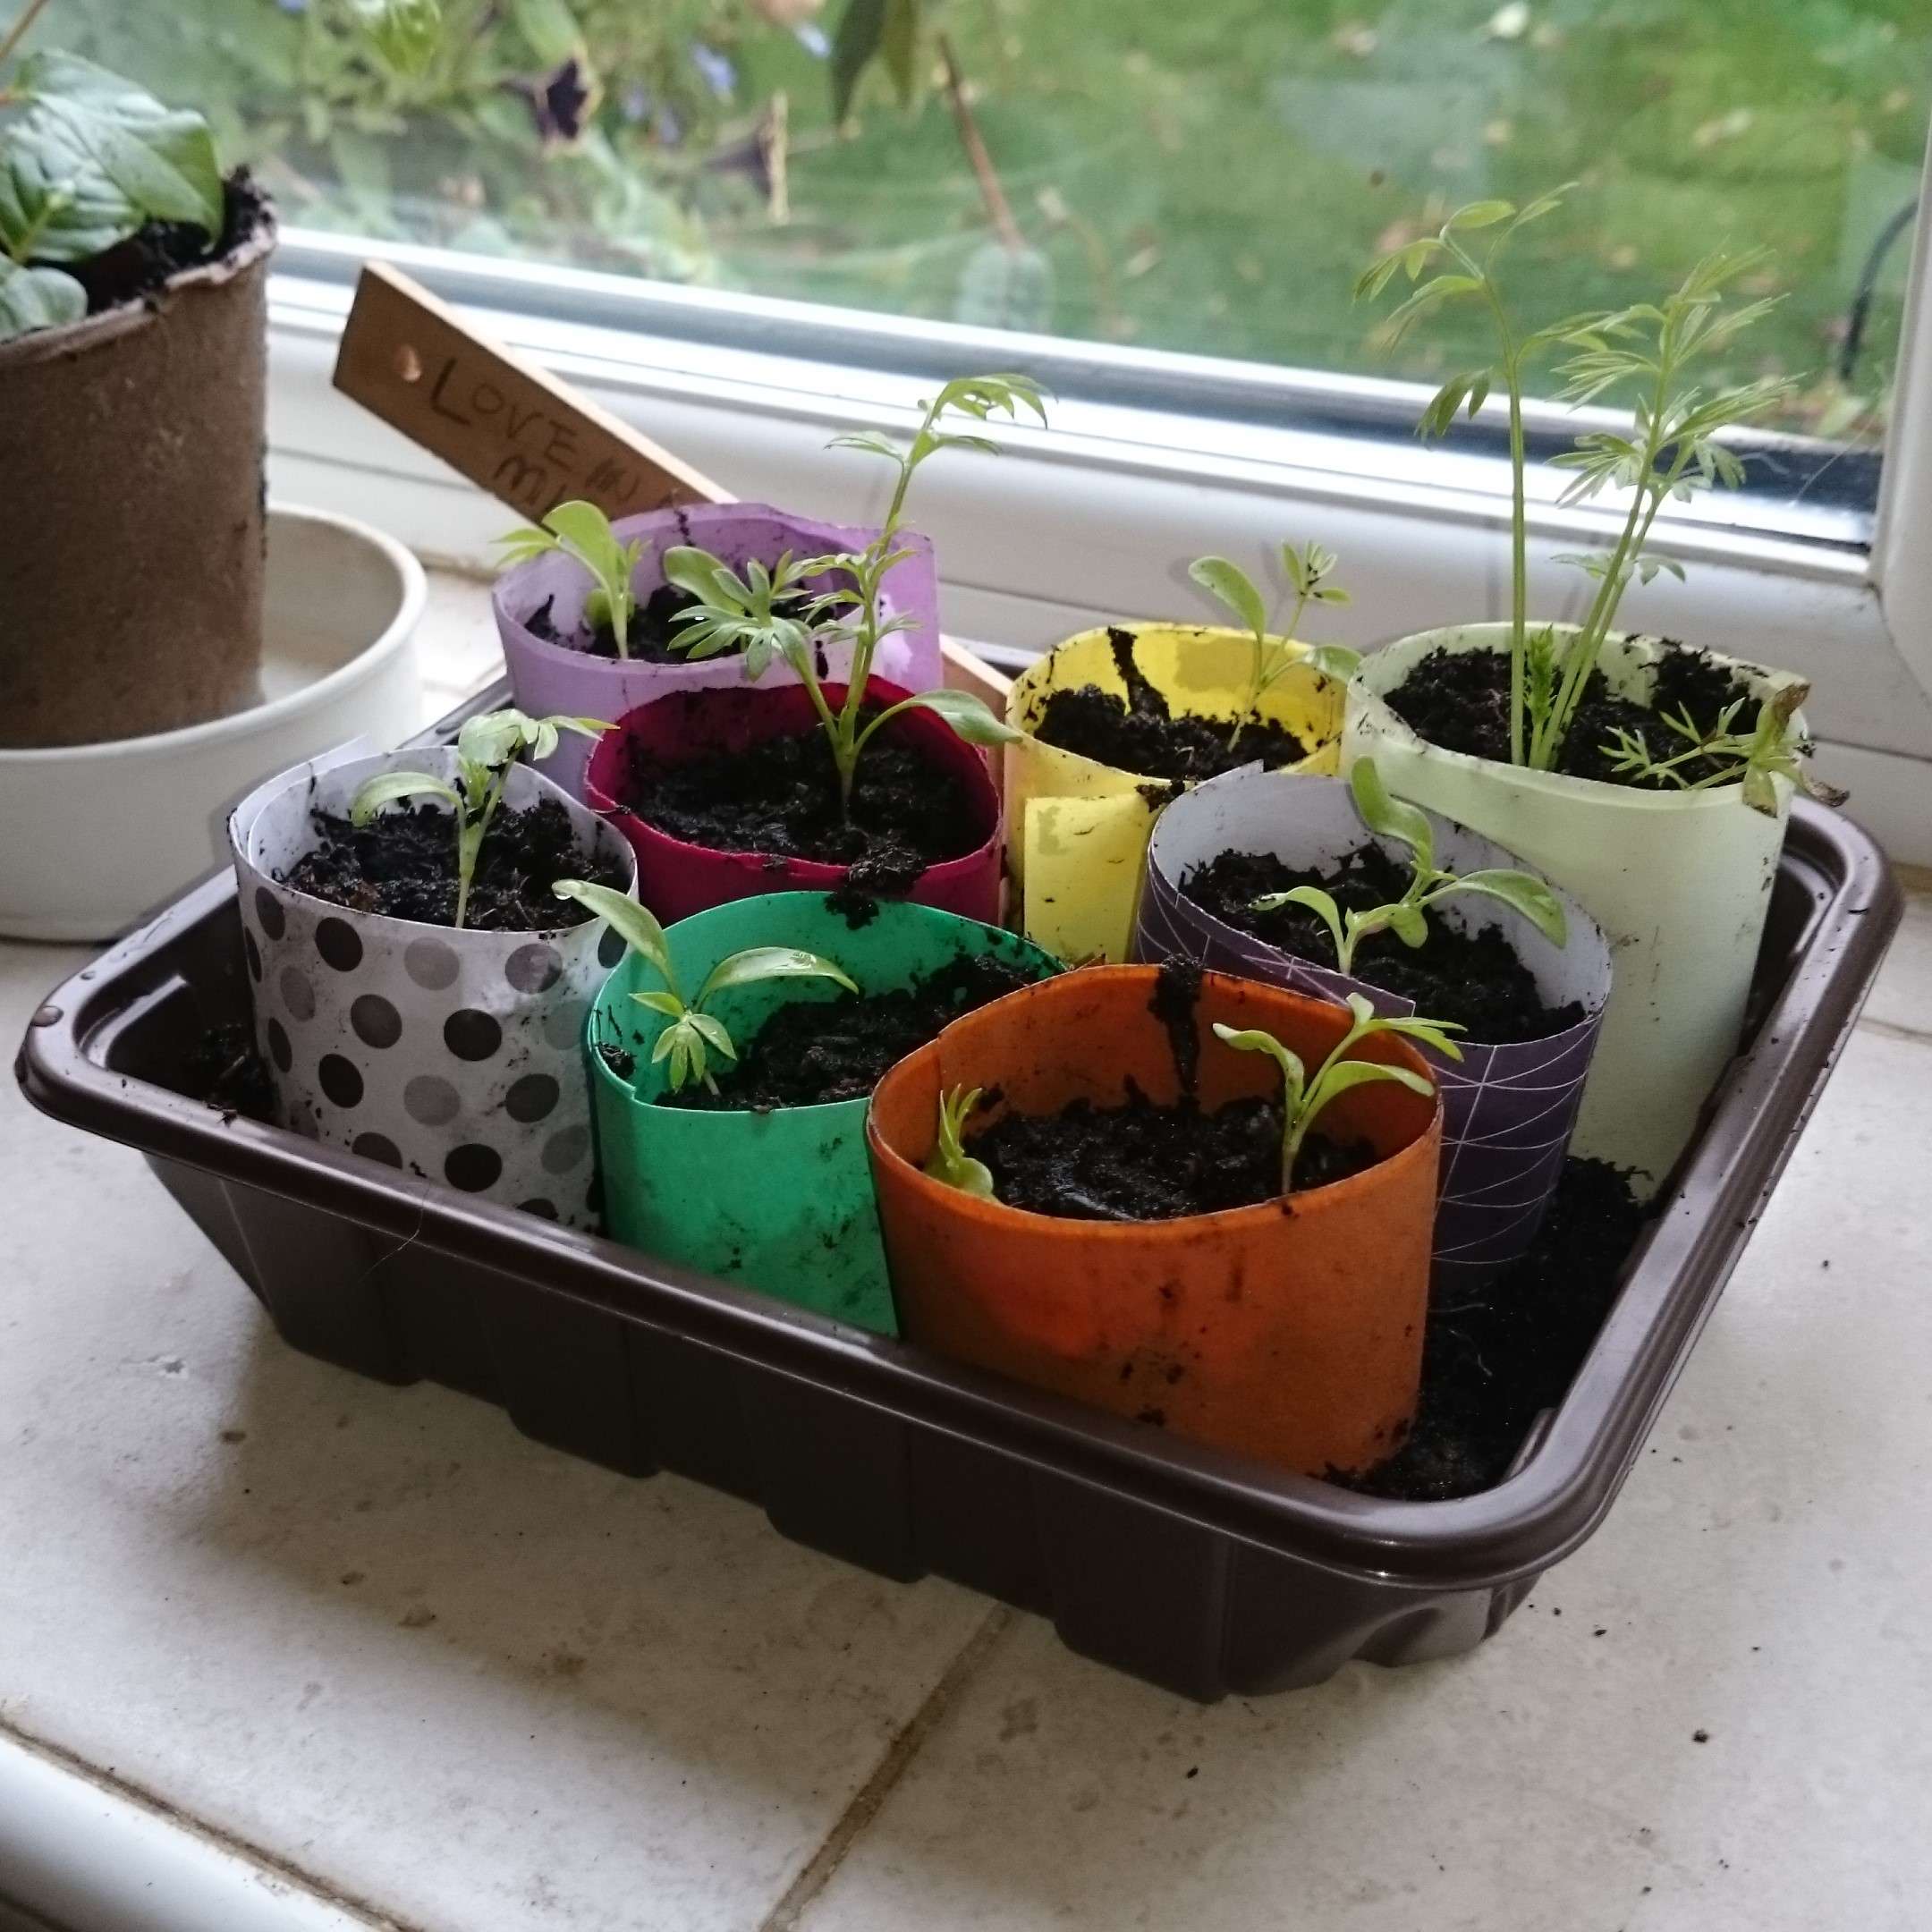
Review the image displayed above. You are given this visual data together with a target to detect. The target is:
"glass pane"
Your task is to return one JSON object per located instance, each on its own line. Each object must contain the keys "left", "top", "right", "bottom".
{"left": 41, "top": 0, "right": 1929, "bottom": 471}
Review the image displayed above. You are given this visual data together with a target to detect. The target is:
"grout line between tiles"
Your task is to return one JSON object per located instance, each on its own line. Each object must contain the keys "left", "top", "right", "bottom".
{"left": 757, "top": 1604, "right": 1018, "bottom": 1932}
{"left": 1853, "top": 1013, "right": 1932, "bottom": 1048}
{"left": 0, "top": 1716, "right": 428, "bottom": 1932}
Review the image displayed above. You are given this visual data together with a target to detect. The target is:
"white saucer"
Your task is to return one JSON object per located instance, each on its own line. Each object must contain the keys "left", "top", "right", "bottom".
{"left": 0, "top": 504, "right": 426, "bottom": 942}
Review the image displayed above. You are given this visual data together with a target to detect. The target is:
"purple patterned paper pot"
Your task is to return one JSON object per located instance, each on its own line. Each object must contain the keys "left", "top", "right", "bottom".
{"left": 493, "top": 503, "right": 943, "bottom": 795}
{"left": 228, "top": 749, "right": 638, "bottom": 1228}
{"left": 1134, "top": 767, "right": 1614, "bottom": 1278}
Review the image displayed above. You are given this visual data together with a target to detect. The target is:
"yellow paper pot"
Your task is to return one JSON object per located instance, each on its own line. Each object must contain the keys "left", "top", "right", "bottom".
{"left": 1005, "top": 623, "right": 1343, "bottom": 963}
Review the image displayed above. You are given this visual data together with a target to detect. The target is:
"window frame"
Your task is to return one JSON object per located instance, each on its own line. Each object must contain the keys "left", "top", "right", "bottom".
{"left": 262, "top": 149, "right": 1932, "bottom": 866}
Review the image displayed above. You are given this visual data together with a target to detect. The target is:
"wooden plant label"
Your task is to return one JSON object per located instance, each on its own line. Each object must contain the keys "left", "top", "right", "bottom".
{"left": 331, "top": 260, "right": 1009, "bottom": 701}
{"left": 333, "top": 262, "right": 727, "bottom": 520}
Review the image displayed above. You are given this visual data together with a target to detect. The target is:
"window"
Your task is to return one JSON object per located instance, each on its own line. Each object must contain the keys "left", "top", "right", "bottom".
{"left": 46, "top": 0, "right": 1932, "bottom": 527}
{"left": 37, "top": 0, "right": 1932, "bottom": 860}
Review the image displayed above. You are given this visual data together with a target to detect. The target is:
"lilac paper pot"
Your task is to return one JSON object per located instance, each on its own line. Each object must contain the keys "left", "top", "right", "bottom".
{"left": 1133, "top": 767, "right": 1613, "bottom": 1277}
{"left": 494, "top": 503, "right": 942, "bottom": 795}
{"left": 229, "top": 748, "right": 637, "bottom": 1228}
{"left": 585, "top": 679, "right": 1004, "bottom": 926}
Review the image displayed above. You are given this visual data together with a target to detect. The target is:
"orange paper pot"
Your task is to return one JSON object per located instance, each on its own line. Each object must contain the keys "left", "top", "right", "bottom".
{"left": 867, "top": 967, "right": 1441, "bottom": 1477}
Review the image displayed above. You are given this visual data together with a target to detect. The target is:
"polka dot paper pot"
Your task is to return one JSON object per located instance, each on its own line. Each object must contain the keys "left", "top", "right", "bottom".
{"left": 229, "top": 748, "right": 637, "bottom": 1227}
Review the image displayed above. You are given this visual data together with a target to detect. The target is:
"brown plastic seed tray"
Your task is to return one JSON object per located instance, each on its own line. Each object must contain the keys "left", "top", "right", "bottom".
{"left": 15, "top": 683, "right": 1903, "bottom": 1700}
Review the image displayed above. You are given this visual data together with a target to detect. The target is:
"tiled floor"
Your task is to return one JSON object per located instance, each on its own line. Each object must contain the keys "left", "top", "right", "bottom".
{"left": 4, "top": 587, "right": 1928, "bottom": 1931}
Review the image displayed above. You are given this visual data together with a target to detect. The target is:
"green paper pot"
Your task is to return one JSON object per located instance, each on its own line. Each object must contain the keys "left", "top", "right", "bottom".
{"left": 586, "top": 893, "right": 1061, "bottom": 1334}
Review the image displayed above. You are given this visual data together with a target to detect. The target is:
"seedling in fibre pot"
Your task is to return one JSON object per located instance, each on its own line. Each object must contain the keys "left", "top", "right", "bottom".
{"left": 1251, "top": 760, "right": 1567, "bottom": 975}
{"left": 1600, "top": 681, "right": 1848, "bottom": 817}
{"left": 925, "top": 1086, "right": 996, "bottom": 1198}
{"left": 496, "top": 502, "right": 645, "bottom": 657}
{"left": 555, "top": 881, "right": 856, "bottom": 1095}
{"left": 351, "top": 708, "right": 606, "bottom": 929}
{"left": 659, "top": 374, "right": 1046, "bottom": 818}
{"left": 1216, "top": 994, "right": 1462, "bottom": 1194}
{"left": 0, "top": 47, "right": 222, "bottom": 342}
{"left": 1186, "top": 543, "right": 1362, "bottom": 748}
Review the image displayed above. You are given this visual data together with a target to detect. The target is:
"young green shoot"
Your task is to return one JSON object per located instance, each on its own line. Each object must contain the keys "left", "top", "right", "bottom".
{"left": 1359, "top": 192, "right": 1806, "bottom": 787}
{"left": 350, "top": 708, "right": 606, "bottom": 930}
{"left": 1599, "top": 682, "right": 1847, "bottom": 818}
{"left": 1535, "top": 249, "right": 1798, "bottom": 770}
{"left": 925, "top": 1085, "right": 996, "bottom": 1198}
{"left": 496, "top": 501, "right": 646, "bottom": 658}
{"left": 1214, "top": 992, "right": 1461, "bottom": 1194}
{"left": 1250, "top": 760, "right": 1567, "bottom": 975}
{"left": 1186, "top": 541, "right": 1358, "bottom": 748}
{"left": 1357, "top": 184, "right": 1578, "bottom": 766}
{"left": 554, "top": 880, "right": 857, "bottom": 1096}
{"left": 659, "top": 374, "right": 1046, "bottom": 818}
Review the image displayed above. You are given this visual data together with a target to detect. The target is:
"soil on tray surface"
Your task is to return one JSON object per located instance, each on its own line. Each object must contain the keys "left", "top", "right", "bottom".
{"left": 68, "top": 174, "right": 270, "bottom": 317}
{"left": 1181, "top": 843, "right": 1583, "bottom": 1043}
{"left": 658, "top": 948, "right": 1039, "bottom": 1112}
{"left": 526, "top": 584, "right": 822, "bottom": 665}
{"left": 970, "top": 1083, "right": 1372, "bottom": 1219}
{"left": 1030, "top": 626, "right": 1310, "bottom": 783}
{"left": 619, "top": 709, "right": 981, "bottom": 890}
{"left": 1382, "top": 641, "right": 1758, "bottom": 788}
{"left": 1332, "top": 1157, "right": 1653, "bottom": 1499}
{"left": 282, "top": 796, "right": 627, "bottom": 931}
{"left": 182, "top": 1020, "right": 276, "bottom": 1123}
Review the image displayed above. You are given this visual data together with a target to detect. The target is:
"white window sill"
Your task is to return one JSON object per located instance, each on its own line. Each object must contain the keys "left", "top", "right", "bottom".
{"left": 263, "top": 260, "right": 1932, "bottom": 864}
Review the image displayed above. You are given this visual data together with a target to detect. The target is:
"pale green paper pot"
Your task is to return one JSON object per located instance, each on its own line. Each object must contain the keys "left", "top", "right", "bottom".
{"left": 586, "top": 893, "right": 1061, "bottom": 1334}
{"left": 1343, "top": 623, "right": 1804, "bottom": 1194}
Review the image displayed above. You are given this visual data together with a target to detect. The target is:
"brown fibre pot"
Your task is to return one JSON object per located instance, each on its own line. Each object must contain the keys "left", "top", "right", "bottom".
{"left": 867, "top": 967, "right": 1441, "bottom": 1477}
{"left": 0, "top": 182, "right": 276, "bottom": 750}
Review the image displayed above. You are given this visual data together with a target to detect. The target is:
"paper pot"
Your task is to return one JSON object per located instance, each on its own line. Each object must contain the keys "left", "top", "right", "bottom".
{"left": 586, "top": 679, "right": 1004, "bottom": 926}
{"left": 495, "top": 503, "right": 941, "bottom": 795}
{"left": 588, "top": 894, "right": 1060, "bottom": 1334}
{"left": 1004, "top": 624, "right": 1343, "bottom": 964}
{"left": 867, "top": 966, "right": 1441, "bottom": 1477}
{"left": 230, "top": 748, "right": 637, "bottom": 1227}
{"left": 1134, "top": 767, "right": 1612, "bottom": 1276}
{"left": 1344, "top": 623, "right": 1802, "bottom": 1194}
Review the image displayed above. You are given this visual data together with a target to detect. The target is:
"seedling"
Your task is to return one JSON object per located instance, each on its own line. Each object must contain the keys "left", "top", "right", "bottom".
{"left": 1600, "top": 682, "right": 1848, "bottom": 817}
{"left": 496, "top": 501, "right": 645, "bottom": 657}
{"left": 660, "top": 374, "right": 1046, "bottom": 818}
{"left": 1357, "top": 191, "right": 1804, "bottom": 787}
{"left": 0, "top": 46, "right": 224, "bottom": 343}
{"left": 0, "top": 3, "right": 432, "bottom": 344}
{"left": 1215, "top": 993, "right": 1462, "bottom": 1194}
{"left": 555, "top": 880, "right": 856, "bottom": 1095}
{"left": 1186, "top": 543, "right": 1360, "bottom": 748}
{"left": 1534, "top": 250, "right": 1797, "bottom": 772}
{"left": 350, "top": 708, "right": 606, "bottom": 930}
{"left": 1250, "top": 760, "right": 1567, "bottom": 974}
{"left": 925, "top": 1085, "right": 996, "bottom": 1198}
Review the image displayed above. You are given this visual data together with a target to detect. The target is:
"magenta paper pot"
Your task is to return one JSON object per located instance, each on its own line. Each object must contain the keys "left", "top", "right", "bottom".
{"left": 586, "top": 679, "right": 1004, "bottom": 925}
{"left": 1134, "top": 767, "right": 1613, "bottom": 1278}
{"left": 494, "top": 503, "right": 941, "bottom": 795}
{"left": 229, "top": 747, "right": 637, "bottom": 1229}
